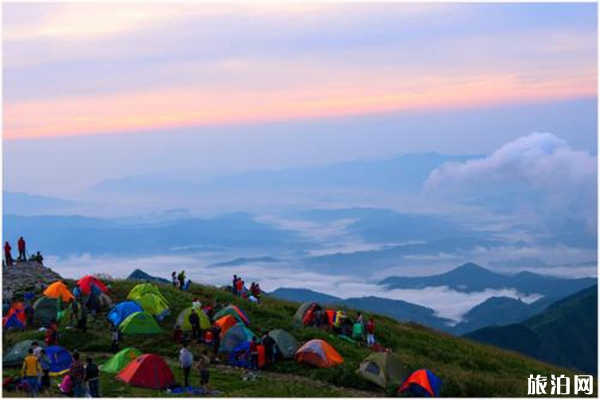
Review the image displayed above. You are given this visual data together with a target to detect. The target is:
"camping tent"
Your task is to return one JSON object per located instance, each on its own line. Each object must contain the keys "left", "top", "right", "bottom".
{"left": 116, "top": 354, "right": 175, "bottom": 389}
{"left": 293, "top": 302, "right": 321, "bottom": 326}
{"left": 77, "top": 276, "right": 108, "bottom": 295}
{"left": 3, "top": 313, "right": 25, "bottom": 330}
{"left": 108, "top": 301, "right": 144, "bottom": 327}
{"left": 135, "top": 293, "right": 170, "bottom": 317}
{"left": 228, "top": 341, "right": 266, "bottom": 369}
{"left": 127, "top": 283, "right": 168, "bottom": 304}
{"left": 215, "top": 315, "right": 238, "bottom": 337}
{"left": 119, "top": 312, "right": 162, "bottom": 335}
{"left": 175, "top": 307, "right": 211, "bottom": 331}
{"left": 358, "top": 352, "right": 408, "bottom": 389}
{"left": 295, "top": 339, "right": 343, "bottom": 368}
{"left": 219, "top": 323, "right": 257, "bottom": 353}
{"left": 398, "top": 369, "right": 443, "bottom": 397}
{"left": 47, "top": 346, "right": 73, "bottom": 376}
{"left": 213, "top": 304, "right": 250, "bottom": 325}
{"left": 43, "top": 281, "right": 74, "bottom": 302}
{"left": 3, "top": 340, "right": 46, "bottom": 367}
{"left": 100, "top": 347, "right": 142, "bottom": 373}
{"left": 33, "top": 296, "right": 59, "bottom": 326}
{"left": 268, "top": 329, "right": 298, "bottom": 359}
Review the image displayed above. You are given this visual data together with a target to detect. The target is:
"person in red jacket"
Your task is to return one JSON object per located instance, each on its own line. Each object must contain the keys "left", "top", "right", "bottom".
{"left": 249, "top": 337, "right": 260, "bottom": 370}
{"left": 17, "top": 237, "right": 26, "bottom": 262}
{"left": 366, "top": 317, "right": 376, "bottom": 347}
{"left": 235, "top": 278, "right": 244, "bottom": 298}
{"left": 4, "top": 242, "right": 13, "bottom": 266}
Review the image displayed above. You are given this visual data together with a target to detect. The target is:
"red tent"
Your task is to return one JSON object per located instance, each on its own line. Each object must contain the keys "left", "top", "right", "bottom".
{"left": 77, "top": 276, "right": 108, "bottom": 295}
{"left": 116, "top": 354, "right": 175, "bottom": 389}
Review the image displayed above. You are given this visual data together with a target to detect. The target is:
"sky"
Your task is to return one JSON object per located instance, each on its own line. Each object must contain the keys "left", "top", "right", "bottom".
{"left": 3, "top": 3, "right": 598, "bottom": 197}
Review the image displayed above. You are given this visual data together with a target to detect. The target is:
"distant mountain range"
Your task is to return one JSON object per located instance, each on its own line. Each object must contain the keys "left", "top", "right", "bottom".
{"left": 380, "top": 263, "right": 596, "bottom": 297}
{"left": 126, "top": 269, "right": 170, "bottom": 284}
{"left": 465, "top": 285, "right": 598, "bottom": 374}
{"left": 269, "top": 288, "right": 452, "bottom": 330}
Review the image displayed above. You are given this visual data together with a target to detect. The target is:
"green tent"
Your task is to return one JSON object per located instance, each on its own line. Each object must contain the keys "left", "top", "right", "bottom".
{"left": 3, "top": 340, "right": 46, "bottom": 367}
{"left": 33, "top": 296, "right": 60, "bottom": 326}
{"left": 175, "top": 307, "right": 210, "bottom": 331}
{"left": 357, "top": 352, "right": 408, "bottom": 389}
{"left": 135, "top": 293, "right": 169, "bottom": 316}
{"left": 268, "top": 329, "right": 298, "bottom": 359}
{"left": 126, "top": 283, "right": 168, "bottom": 305}
{"left": 100, "top": 347, "right": 142, "bottom": 373}
{"left": 119, "top": 311, "right": 162, "bottom": 335}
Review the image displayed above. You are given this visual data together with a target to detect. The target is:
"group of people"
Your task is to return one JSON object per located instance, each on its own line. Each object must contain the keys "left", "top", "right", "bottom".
{"left": 231, "top": 275, "right": 262, "bottom": 303}
{"left": 303, "top": 306, "right": 377, "bottom": 346}
{"left": 178, "top": 342, "right": 211, "bottom": 391}
{"left": 172, "top": 271, "right": 192, "bottom": 291}
{"left": 4, "top": 237, "right": 44, "bottom": 266}
{"left": 20, "top": 345, "right": 100, "bottom": 398}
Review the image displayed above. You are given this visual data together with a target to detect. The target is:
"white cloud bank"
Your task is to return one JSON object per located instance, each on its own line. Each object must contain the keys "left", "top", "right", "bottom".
{"left": 425, "top": 132, "right": 597, "bottom": 233}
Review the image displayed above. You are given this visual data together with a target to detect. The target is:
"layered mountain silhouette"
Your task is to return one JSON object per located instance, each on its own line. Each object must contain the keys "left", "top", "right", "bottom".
{"left": 465, "top": 285, "right": 598, "bottom": 374}
{"left": 380, "top": 263, "right": 596, "bottom": 297}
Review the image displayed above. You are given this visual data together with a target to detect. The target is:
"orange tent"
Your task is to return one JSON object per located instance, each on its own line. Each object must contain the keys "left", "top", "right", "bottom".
{"left": 295, "top": 339, "right": 343, "bottom": 368}
{"left": 43, "top": 281, "right": 74, "bottom": 302}
{"left": 215, "top": 315, "right": 238, "bottom": 338}
{"left": 116, "top": 354, "right": 175, "bottom": 389}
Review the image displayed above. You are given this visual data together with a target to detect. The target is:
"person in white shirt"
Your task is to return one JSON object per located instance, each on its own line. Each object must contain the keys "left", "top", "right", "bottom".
{"left": 179, "top": 342, "right": 194, "bottom": 387}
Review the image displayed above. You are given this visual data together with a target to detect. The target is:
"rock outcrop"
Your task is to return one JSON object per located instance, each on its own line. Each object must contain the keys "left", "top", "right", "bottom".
{"left": 3, "top": 261, "right": 64, "bottom": 295}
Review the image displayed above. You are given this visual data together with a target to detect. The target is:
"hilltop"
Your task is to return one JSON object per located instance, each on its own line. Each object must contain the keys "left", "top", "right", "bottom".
{"left": 2, "top": 272, "right": 591, "bottom": 397}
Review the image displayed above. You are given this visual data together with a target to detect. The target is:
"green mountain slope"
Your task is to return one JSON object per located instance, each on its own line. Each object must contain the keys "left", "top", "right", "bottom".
{"left": 465, "top": 285, "right": 598, "bottom": 374}
{"left": 3, "top": 278, "right": 591, "bottom": 397}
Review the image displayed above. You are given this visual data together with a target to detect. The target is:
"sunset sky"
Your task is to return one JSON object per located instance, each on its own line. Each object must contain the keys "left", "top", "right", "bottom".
{"left": 4, "top": 3, "right": 597, "bottom": 139}
{"left": 3, "top": 3, "right": 597, "bottom": 198}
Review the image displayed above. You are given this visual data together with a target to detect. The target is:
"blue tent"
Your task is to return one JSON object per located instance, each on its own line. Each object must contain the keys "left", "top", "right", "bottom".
{"left": 3, "top": 313, "right": 25, "bottom": 331}
{"left": 399, "top": 369, "right": 443, "bottom": 397}
{"left": 228, "top": 341, "right": 251, "bottom": 368}
{"left": 46, "top": 346, "right": 73, "bottom": 376}
{"left": 107, "top": 301, "right": 143, "bottom": 327}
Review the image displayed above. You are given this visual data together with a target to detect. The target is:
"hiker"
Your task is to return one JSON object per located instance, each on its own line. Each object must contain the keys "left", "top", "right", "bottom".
{"left": 178, "top": 271, "right": 186, "bottom": 289}
{"left": 85, "top": 357, "right": 100, "bottom": 397}
{"left": 68, "top": 351, "right": 85, "bottom": 398}
{"left": 73, "top": 285, "right": 82, "bottom": 301}
{"left": 17, "top": 237, "right": 27, "bottom": 262}
{"left": 203, "top": 329, "right": 214, "bottom": 348}
{"left": 173, "top": 324, "right": 184, "bottom": 344}
{"left": 203, "top": 304, "right": 214, "bottom": 322}
{"left": 77, "top": 302, "right": 88, "bottom": 333}
{"left": 232, "top": 275, "right": 238, "bottom": 295}
{"left": 211, "top": 325, "right": 221, "bottom": 355}
{"left": 179, "top": 342, "right": 193, "bottom": 387}
{"left": 189, "top": 309, "right": 201, "bottom": 341}
{"left": 250, "top": 337, "right": 260, "bottom": 371}
{"left": 69, "top": 300, "right": 79, "bottom": 325}
{"left": 192, "top": 298, "right": 202, "bottom": 309}
{"left": 352, "top": 321, "right": 364, "bottom": 342}
{"left": 25, "top": 303, "right": 34, "bottom": 329}
{"left": 366, "top": 317, "right": 376, "bottom": 346}
{"left": 251, "top": 283, "right": 261, "bottom": 303}
{"left": 356, "top": 312, "right": 364, "bottom": 325}
{"left": 235, "top": 278, "right": 244, "bottom": 298}
{"left": 38, "top": 349, "right": 50, "bottom": 395}
{"left": 44, "top": 324, "right": 57, "bottom": 346}
{"left": 33, "top": 252, "right": 44, "bottom": 265}
{"left": 21, "top": 348, "right": 41, "bottom": 397}
{"left": 196, "top": 349, "right": 211, "bottom": 392}
{"left": 111, "top": 324, "right": 121, "bottom": 353}
{"left": 172, "top": 271, "right": 178, "bottom": 288}
{"left": 4, "top": 241, "right": 13, "bottom": 266}
{"left": 261, "top": 332, "right": 276, "bottom": 367}
{"left": 182, "top": 279, "right": 192, "bottom": 291}
{"left": 31, "top": 342, "right": 42, "bottom": 358}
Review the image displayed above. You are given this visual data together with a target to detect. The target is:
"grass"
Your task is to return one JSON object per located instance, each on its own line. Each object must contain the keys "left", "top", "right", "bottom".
{"left": 3, "top": 278, "right": 593, "bottom": 397}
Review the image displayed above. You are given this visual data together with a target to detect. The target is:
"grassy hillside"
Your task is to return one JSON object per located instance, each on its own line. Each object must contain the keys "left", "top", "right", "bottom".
{"left": 3, "top": 278, "right": 591, "bottom": 397}
{"left": 465, "top": 285, "right": 598, "bottom": 374}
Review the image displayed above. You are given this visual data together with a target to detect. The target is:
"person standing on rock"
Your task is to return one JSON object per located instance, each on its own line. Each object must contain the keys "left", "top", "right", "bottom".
{"left": 4, "top": 241, "right": 13, "bottom": 266}
{"left": 18, "top": 236, "right": 26, "bottom": 262}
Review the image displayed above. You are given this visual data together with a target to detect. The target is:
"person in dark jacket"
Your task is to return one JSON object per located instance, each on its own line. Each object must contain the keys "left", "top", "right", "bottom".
{"left": 261, "top": 332, "right": 276, "bottom": 367}
{"left": 211, "top": 325, "right": 221, "bottom": 355}
{"left": 69, "top": 352, "right": 85, "bottom": 398}
{"left": 188, "top": 309, "right": 201, "bottom": 340}
{"left": 85, "top": 357, "right": 100, "bottom": 397}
